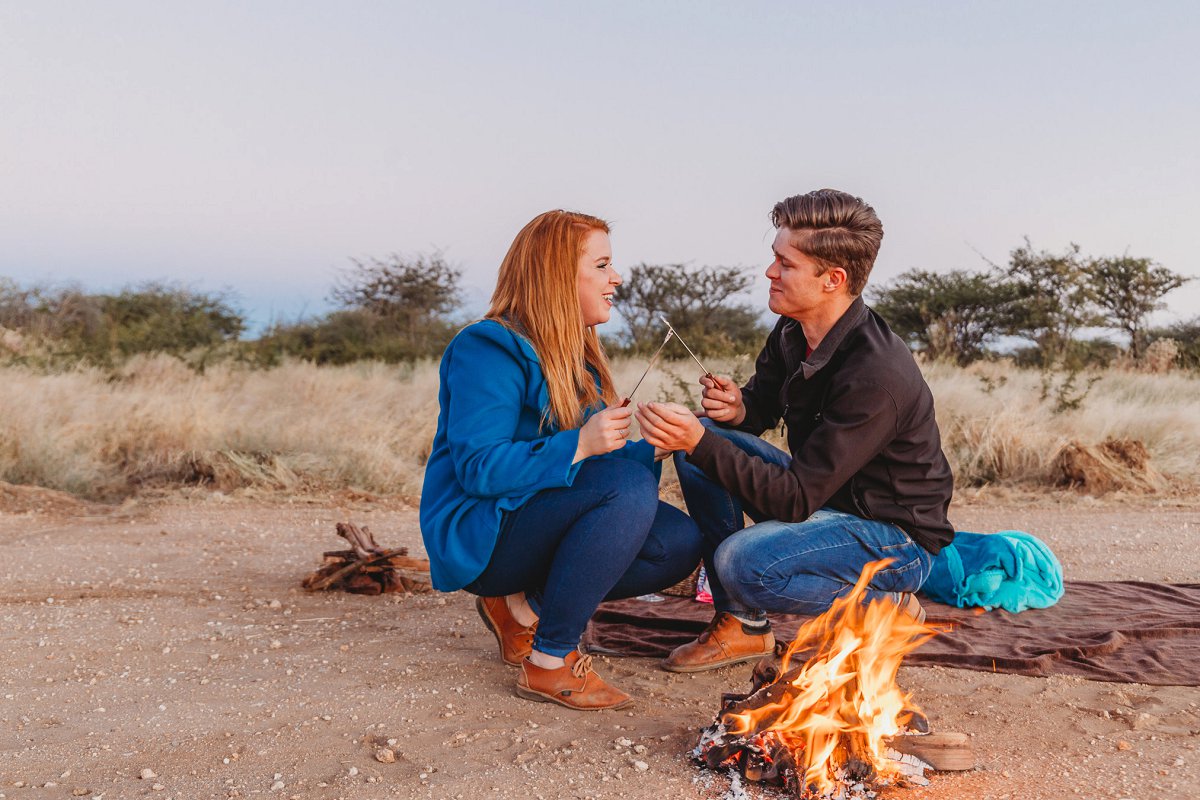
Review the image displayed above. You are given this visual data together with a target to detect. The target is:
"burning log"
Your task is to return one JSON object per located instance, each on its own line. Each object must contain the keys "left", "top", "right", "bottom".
{"left": 301, "top": 522, "right": 431, "bottom": 595}
{"left": 693, "top": 559, "right": 970, "bottom": 798}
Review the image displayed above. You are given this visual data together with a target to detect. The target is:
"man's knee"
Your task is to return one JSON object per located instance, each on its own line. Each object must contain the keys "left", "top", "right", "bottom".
{"left": 712, "top": 534, "right": 765, "bottom": 596}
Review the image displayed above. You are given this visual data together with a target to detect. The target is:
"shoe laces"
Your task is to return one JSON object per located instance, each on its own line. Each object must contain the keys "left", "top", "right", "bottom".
{"left": 696, "top": 613, "right": 727, "bottom": 644}
{"left": 570, "top": 653, "right": 594, "bottom": 679}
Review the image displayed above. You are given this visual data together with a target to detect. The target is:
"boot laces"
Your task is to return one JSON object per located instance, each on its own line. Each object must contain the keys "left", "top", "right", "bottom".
{"left": 570, "top": 653, "right": 594, "bottom": 679}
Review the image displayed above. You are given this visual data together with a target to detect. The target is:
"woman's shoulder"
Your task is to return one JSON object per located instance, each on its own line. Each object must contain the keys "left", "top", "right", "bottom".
{"left": 447, "top": 319, "right": 539, "bottom": 364}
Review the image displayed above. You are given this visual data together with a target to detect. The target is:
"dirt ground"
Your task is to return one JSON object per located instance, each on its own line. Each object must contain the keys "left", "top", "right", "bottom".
{"left": 2, "top": 488, "right": 1199, "bottom": 800}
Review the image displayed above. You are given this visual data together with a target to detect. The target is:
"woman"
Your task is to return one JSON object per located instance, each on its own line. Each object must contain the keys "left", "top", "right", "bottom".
{"left": 420, "top": 210, "right": 702, "bottom": 711}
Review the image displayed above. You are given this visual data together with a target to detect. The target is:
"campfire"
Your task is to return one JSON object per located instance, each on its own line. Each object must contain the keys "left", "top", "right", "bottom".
{"left": 694, "top": 560, "right": 970, "bottom": 798}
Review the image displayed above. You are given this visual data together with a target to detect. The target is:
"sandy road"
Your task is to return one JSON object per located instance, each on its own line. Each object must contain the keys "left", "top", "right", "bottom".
{"left": 1, "top": 492, "right": 1198, "bottom": 800}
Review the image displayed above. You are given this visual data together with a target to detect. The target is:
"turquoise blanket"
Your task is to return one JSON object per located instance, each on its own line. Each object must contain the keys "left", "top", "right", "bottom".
{"left": 921, "top": 531, "right": 1064, "bottom": 613}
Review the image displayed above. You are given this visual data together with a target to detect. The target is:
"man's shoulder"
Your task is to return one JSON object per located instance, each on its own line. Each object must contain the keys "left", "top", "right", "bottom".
{"left": 838, "top": 307, "right": 927, "bottom": 391}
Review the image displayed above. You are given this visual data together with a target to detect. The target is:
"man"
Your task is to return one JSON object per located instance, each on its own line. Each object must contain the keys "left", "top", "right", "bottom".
{"left": 635, "top": 189, "right": 955, "bottom": 673}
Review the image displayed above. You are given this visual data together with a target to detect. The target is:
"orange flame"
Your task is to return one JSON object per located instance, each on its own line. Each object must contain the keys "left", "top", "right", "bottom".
{"left": 721, "top": 559, "right": 938, "bottom": 794}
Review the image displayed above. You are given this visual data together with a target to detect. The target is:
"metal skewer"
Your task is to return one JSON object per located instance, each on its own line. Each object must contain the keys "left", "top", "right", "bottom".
{"left": 620, "top": 329, "right": 675, "bottom": 407}
{"left": 658, "top": 315, "right": 714, "bottom": 379}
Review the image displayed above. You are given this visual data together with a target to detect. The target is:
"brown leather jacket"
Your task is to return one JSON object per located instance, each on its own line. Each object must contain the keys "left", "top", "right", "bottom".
{"left": 688, "top": 296, "right": 955, "bottom": 554}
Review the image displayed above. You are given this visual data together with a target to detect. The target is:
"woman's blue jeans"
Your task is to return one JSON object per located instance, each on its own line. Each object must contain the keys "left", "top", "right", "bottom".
{"left": 673, "top": 420, "right": 933, "bottom": 619}
{"left": 464, "top": 458, "right": 702, "bottom": 657}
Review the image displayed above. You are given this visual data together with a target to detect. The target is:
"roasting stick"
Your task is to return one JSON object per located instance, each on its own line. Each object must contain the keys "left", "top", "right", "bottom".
{"left": 619, "top": 329, "right": 675, "bottom": 407}
{"left": 658, "top": 315, "right": 714, "bottom": 380}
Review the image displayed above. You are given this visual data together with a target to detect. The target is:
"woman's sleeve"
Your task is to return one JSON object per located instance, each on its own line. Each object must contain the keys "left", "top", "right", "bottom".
{"left": 444, "top": 329, "right": 582, "bottom": 498}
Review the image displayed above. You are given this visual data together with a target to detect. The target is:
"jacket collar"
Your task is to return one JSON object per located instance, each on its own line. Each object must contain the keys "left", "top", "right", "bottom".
{"left": 783, "top": 295, "right": 868, "bottom": 379}
{"left": 488, "top": 318, "right": 541, "bottom": 364}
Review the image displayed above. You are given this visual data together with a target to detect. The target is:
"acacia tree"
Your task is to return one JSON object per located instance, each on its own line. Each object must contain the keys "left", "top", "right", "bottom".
{"left": 1086, "top": 255, "right": 1189, "bottom": 358}
{"left": 613, "top": 263, "right": 766, "bottom": 355}
{"left": 870, "top": 269, "right": 1024, "bottom": 364}
{"left": 330, "top": 251, "right": 462, "bottom": 345}
{"left": 1005, "top": 239, "right": 1103, "bottom": 366}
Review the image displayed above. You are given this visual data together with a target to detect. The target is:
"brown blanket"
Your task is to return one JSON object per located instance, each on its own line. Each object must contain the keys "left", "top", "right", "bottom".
{"left": 582, "top": 581, "right": 1200, "bottom": 686}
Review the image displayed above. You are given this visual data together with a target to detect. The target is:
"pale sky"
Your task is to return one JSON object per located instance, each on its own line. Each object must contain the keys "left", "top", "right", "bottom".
{"left": 2, "top": 1, "right": 1198, "bottom": 333}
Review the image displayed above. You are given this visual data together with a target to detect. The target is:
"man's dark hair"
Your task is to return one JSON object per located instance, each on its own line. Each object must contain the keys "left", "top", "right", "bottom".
{"left": 770, "top": 189, "right": 884, "bottom": 296}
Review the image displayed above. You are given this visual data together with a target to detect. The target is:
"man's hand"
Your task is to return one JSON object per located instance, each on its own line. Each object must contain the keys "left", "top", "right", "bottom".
{"left": 574, "top": 404, "right": 633, "bottom": 463}
{"left": 635, "top": 402, "right": 705, "bottom": 455}
{"left": 699, "top": 374, "right": 746, "bottom": 425}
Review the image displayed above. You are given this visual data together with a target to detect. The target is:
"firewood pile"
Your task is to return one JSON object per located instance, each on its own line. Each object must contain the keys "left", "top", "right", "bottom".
{"left": 301, "top": 522, "right": 431, "bottom": 595}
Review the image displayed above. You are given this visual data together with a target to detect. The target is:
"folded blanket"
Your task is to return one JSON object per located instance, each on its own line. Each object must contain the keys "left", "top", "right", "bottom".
{"left": 920, "top": 530, "right": 1064, "bottom": 613}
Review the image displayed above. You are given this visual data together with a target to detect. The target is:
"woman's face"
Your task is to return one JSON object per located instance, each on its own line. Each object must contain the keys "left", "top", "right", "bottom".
{"left": 576, "top": 229, "right": 620, "bottom": 327}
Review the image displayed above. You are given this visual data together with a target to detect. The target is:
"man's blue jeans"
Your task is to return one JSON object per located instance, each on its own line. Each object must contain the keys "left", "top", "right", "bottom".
{"left": 674, "top": 420, "right": 933, "bottom": 619}
{"left": 465, "top": 458, "right": 703, "bottom": 657}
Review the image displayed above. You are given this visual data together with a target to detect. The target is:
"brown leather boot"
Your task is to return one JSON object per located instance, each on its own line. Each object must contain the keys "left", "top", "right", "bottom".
{"left": 661, "top": 612, "right": 775, "bottom": 673}
{"left": 896, "top": 592, "right": 927, "bottom": 624}
{"left": 476, "top": 596, "right": 536, "bottom": 667}
{"left": 516, "top": 650, "right": 633, "bottom": 711}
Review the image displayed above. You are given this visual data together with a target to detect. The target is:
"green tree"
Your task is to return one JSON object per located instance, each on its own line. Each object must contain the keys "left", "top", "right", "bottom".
{"left": 102, "top": 283, "right": 244, "bottom": 357}
{"left": 613, "top": 263, "right": 766, "bottom": 355}
{"left": 330, "top": 251, "right": 462, "bottom": 343}
{"left": 870, "top": 268, "right": 1024, "bottom": 364}
{"left": 254, "top": 251, "right": 464, "bottom": 366}
{"left": 1004, "top": 239, "right": 1103, "bottom": 366}
{"left": 1086, "top": 255, "right": 1190, "bottom": 358}
{"left": 0, "top": 279, "right": 243, "bottom": 366}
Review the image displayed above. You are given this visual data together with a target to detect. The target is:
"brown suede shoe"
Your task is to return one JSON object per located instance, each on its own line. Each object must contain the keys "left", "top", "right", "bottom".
{"left": 661, "top": 612, "right": 775, "bottom": 673}
{"left": 476, "top": 596, "right": 536, "bottom": 667}
{"left": 516, "top": 650, "right": 633, "bottom": 711}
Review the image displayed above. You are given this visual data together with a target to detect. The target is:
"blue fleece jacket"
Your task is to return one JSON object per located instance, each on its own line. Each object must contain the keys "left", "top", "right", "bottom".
{"left": 419, "top": 320, "right": 657, "bottom": 591}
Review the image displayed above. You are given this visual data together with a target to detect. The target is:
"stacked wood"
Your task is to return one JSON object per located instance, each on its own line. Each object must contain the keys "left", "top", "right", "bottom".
{"left": 301, "top": 522, "right": 431, "bottom": 595}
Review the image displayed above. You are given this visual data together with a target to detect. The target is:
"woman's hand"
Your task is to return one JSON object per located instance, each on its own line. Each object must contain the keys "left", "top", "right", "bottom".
{"left": 574, "top": 404, "right": 633, "bottom": 463}
{"left": 699, "top": 374, "right": 746, "bottom": 425}
{"left": 636, "top": 402, "right": 705, "bottom": 454}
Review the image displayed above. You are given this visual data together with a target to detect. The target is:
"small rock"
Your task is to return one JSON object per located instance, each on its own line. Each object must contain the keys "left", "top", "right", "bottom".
{"left": 1117, "top": 740, "right": 1132, "bottom": 751}
{"left": 375, "top": 747, "right": 396, "bottom": 764}
{"left": 152, "top": 784, "right": 164, "bottom": 791}
{"left": 271, "top": 780, "right": 285, "bottom": 791}
{"left": 269, "top": 640, "right": 282, "bottom": 649}
{"left": 632, "top": 760, "right": 649, "bottom": 772}
{"left": 139, "top": 769, "right": 157, "bottom": 781}
{"left": 614, "top": 737, "right": 633, "bottom": 748}
{"left": 71, "top": 789, "right": 90, "bottom": 797}
{"left": 347, "top": 766, "right": 359, "bottom": 777}
{"left": 268, "top": 599, "right": 282, "bottom": 609}
{"left": 633, "top": 744, "right": 647, "bottom": 754}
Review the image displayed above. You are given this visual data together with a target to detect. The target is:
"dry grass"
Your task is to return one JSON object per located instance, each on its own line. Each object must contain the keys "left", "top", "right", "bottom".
{"left": 0, "top": 354, "right": 1196, "bottom": 500}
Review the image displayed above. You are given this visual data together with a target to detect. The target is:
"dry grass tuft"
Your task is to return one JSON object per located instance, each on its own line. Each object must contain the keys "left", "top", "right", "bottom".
{"left": 0, "top": 355, "right": 1196, "bottom": 500}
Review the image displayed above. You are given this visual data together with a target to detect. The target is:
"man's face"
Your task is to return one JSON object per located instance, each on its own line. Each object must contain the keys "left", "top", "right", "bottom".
{"left": 765, "top": 228, "right": 837, "bottom": 319}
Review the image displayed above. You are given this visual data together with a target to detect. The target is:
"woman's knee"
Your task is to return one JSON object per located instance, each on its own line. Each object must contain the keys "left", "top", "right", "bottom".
{"left": 574, "top": 458, "right": 659, "bottom": 529}
{"left": 649, "top": 504, "right": 702, "bottom": 565}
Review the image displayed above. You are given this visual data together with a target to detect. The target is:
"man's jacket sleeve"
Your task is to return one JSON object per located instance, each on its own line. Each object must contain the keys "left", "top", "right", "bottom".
{"left": 728, "top": 320, "right": 787, "bottom": 436}
{"left": 689, "top": 379, "right": 898, "bottom": 522}
{"left": 445, "top": 330, "right": 582, "bottom": 498}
